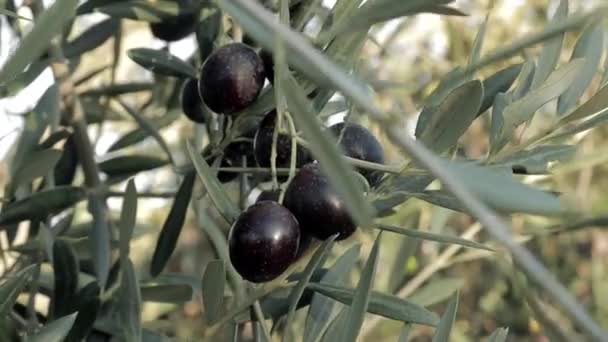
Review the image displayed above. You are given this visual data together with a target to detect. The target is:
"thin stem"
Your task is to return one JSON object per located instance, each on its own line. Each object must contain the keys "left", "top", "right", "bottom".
{"left": 105, "top": 191, "right": 177, "bottom": 198}
{"left": 252, "top": 300, "right": 272, "bottom": 342}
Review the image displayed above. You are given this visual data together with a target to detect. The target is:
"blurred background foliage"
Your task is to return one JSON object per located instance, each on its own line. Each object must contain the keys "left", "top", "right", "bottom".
{"left": 0, "top": 0, "right": 607, "bottom": 341}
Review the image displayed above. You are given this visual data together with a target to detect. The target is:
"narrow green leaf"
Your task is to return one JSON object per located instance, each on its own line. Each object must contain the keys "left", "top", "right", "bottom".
{"left": 320, "top": 307, "right": 349, "bottom": 342}
{"left": 119, "top": 179, "right": 137, "bottom": 265}
{"left": 108, "top": 110, "right": 180, "bottom": 152}
{"left": 38, "top": 129, "right": 71, "bottom": 149}
{"left": 496, "top": 145, "right": 576, "bottom": 174}
{"left": 497, "top": 59, "right": 585, "bottom": 146}
{"left": 116, "top": 100, "right": 175, "bottom": 165}
{"left": 341, "top": 233, "right": 381, "bottom": 342}
{"left": 283, "top": 235, "right": 337, "bottom": 342}
{"left": 409, "top": 190, "right": 467, "bottom": 213}
{"left": 398, "top": 324, "right": 412, "bottom": 342}
{"left": 388, "top": 237, "right": 419, "bottom": 293}
{"left": 441, "top": 160, "right": 563, "bottom": 215}
{"left": 512, "top": 60, "right": 536, "bottom": 100}
{"left": 196, "top": 4, "right": 222, "bottom": 60}
{"left": 0, "top": 59, "right": 48, "bottom": 98}
{"left": 27, "top": 312, "right": 78, "bottom": 342}
{"left": 127, "top": 48, "right": 197, "bottom": 78}
{"left": 417, "top": 80, "right": 484, "bottom": 153}
{"left": 98, "top": 155, "right": 169, "bottom": 178}
{"left": 308, "top": 282, "right": 439, "bottom": 327}
{"left": 468, "top": 16, "right": 488, "bottom": 73}
{"left": 63, "top": 18, "right": 120, "bottom": 58}
{"left": 65, "top": 282, "right": 101, "bottom": 342}
{"left": 422, "top": 67, "right": 466, "bottom": 110}
{"left": 488, "top": 327, "right": 509, "bottom": 342}
{"left": 186, "top": 142, "right": 240, "bottom": 223}
{"left": 409, "top": 278, "right": 464, "bottom": 307}
{"left": 304, "top": 244, "right": 361, "bottom": 342}
{"left": 489, "top": 92, "right": 511, "bottom": 153}
{"left": 283, "top": 75, "right": 375, "bottom": 227}
{"left": 11, "top": 148, "right": 62, "bottom": 188}
{"left": 51, "top": 240, "right": 79, "bottom": 318}
{"left": 0, "top": 265, "right": 36, "bottom": 316}
{"left": 0, "top": 0, "right": 79, "bottom": 83}
{"left": 558, "top": 23, "right": 604, "bottom": 114}
{"left": 560, "top": 83, "right": 608, "bottom": 123}
{"left": 549, "top": 106, "right": 608, "bottom": 140}
{"left": 77, "top": 0, "right": 123, "bottom": 15}
{"left": 374, "top": 224, "right": 492, "bottom": 251}
{"left": 150, "top": 172, "right": 195, "bottom": 277}
{"left": 530, "top": 0, "right": 568, "bottom": 89}
{"left": 202, "top": 260, "right": 225, "bottom": 322}
{"left": 120, "top": 259, "right": 142, "bottom": 342}
{"left": 80, "top": 82, "right": 155, "bottom": 97}
{"left": 89, "top": 196, "right": 111, "bottom": 289}
{"left": 0, "top": 186, "right": 86, "bottom": 226}
{"left": 431, "top": 292, "right": 459, "bottom": 342}
{"left": 0, "top": 7, "right": 32, "bottom": 21}
{"left": 140, "top": 284, "right": 193, "bottom": 303}
{"left": 466, "top": 9, "right": 603, "bottom": 74}
{"left": 341, "top": 0, "right": 456, "bottom": 33}
{"left": 96, "top": 0, "right": 188, "bottom": 22}
{"left": 10, "top": 85, "right": 57, "bottom": 180}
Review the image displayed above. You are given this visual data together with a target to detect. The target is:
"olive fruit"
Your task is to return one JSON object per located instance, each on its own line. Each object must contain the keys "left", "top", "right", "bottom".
{"left": 254, "top": 189, "right": 314, "bottom": 258}
{"left": 284, "top": 163, "right": 356, "bottom": 240}
{"left": 149, "top": 1, "right": 198, "bottom": 42}
{"left": 254, "top": 110, "right": 311, "bottom": 169}
{"left": 208, "top": 131, "right": 257, "bottom": 183}
{"left": 199, "top": 43, "right": 265, "bottom": 115}
{"left": 181, "top": 78, "right": 205, "bottom": 123}
{"left": 229, "top": 201, "right": 300, "bottom": 283}
{"left": 330, "top": 122, "right": 385, "bottom": 186}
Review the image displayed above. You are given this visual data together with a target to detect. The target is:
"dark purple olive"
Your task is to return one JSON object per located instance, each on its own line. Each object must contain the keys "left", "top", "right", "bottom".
{"left": 229, "top": 201, "right": 300, "bottom": 283}
{"left": 208, "top": 130, "right": 257, "bottom": 183}
{"left": 149, "top": 1, "right": 198, "bottom": 42}
{"left": 330, "top": 122, "right": 385, "bottom": 186}
{"left": 254, "top": 189, "right": 314, "bottom": 258}
{"left": 284, "top": 163, "right": 356, "bottom": 240}
{"left": 254, "top": 110, "right": 311, "bottom": 170}
{"left": 181, "top": 78, "right": 205, "bottom": 123}
{"left": 199, "top": 43, "right": 265, "bottom": 115}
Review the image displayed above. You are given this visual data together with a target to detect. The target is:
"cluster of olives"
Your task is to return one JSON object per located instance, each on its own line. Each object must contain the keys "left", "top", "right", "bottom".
{"left": 175, "top": 36, "right": 385, "bottom": 283}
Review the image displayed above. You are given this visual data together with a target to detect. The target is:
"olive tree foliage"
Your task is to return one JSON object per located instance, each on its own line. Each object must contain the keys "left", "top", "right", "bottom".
{"left": 0, "top": 0, "right": 607, "bottom": 341}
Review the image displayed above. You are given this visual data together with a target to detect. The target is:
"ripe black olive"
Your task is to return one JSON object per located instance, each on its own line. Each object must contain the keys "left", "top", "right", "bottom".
{"left": 284, "top": 163, "right": 356, "bottom": 240}
{"left": 229, "top": 201, "right": 300, "bottom": 283}
{"left": 149, "top": 1, "right": 198, "bottom": 42}
{"left": 208, "top": 130, "right": 257, "bottom": 183}
{"left": 254, "top": 110, "right": 311, "bottom": 170}
{"left": 254, "top": 189, "right": 314, "bottom": 258}
{"left": 330, "top": 122, "right": 385, "bottom": 186}
{"left": 181, "top": 78, "right": 205, "bottom": 123}
{"left": 199, "top": 43, "right": 265, "bottom": 115}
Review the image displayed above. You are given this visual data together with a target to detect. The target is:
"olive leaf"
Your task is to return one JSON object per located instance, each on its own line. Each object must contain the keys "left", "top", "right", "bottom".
{"left": 150, "top": 172, "right": 196, "bottom": 277}
{"left": 0, "top": 187, "right": 87, "bottom": 226}
{"left": 202, "top": 260, "right": 225, "bottom": 322}
{"left": 431, "top": 292, "right": 459, "bottom": 342}
{"left": 127, "top": 48, "right": 197, "bottom": 78}
{"left": 0, "top": 0, "right": 78, "bottom": 83}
